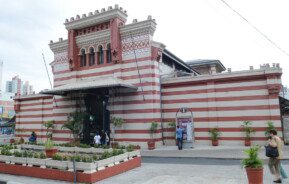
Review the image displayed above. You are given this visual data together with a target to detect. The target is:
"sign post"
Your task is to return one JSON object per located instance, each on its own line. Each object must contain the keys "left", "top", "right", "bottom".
{"left": 176, "top": 107, "right": 194, "bottom": 148}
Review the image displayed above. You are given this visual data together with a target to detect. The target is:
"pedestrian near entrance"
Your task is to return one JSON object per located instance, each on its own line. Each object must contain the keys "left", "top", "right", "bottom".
{"left": 176, "top": 125, "right": 183, "bottom": 150}
{"left": 94, "top": 132, "right": 101, "bottom": 146}
{"left": 267, "top": 130, "right": 283, "bottom": 183}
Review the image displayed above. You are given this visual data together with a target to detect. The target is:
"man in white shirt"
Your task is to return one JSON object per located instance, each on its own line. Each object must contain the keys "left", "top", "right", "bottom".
{"left": 94, "top": 132, "right": 101, "bottom": 145}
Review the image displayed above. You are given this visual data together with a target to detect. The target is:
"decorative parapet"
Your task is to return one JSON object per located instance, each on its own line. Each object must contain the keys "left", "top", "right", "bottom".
{"left": 49, "top": 39, "right": 68, "bottom": 53}
{"left": 120, "top": 18, "right": 157, "bottom": 37}
{"left": 76, "top": 29, "right": 110, "bottom": 47}
{"left": 64, "top": 5, "right": 127, "bottom": 30}
{"left": 162, "top": 63, "right": 282, "bottom": 83}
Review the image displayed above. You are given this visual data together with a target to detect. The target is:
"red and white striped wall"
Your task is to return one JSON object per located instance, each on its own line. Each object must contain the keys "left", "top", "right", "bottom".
{"left": 161, "top": 68, "right": 282, "bottom": 146}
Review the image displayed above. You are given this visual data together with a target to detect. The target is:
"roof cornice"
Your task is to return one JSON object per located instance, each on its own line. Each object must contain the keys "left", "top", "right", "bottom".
{"left": 120, "top": 19, "right": 157, "bottom": 37}
{"left": 64, "top": 6, "right": 127, "bottom": 30}
{"left": 49, "top": 40, "right": 68, "bottom": 53}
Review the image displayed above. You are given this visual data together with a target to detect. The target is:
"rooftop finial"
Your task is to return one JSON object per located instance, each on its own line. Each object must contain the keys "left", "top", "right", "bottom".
{"left": 101, "top": 8, "right": 106, "bottom": 12}
{"left": 88, "top": 12, "right": 93, "bottom": 16}
{"left": 76, "top": 15, "right": 80, "bottom": 20}
{"left": 133, "top": 19, "right": 138, "bottom": 23}
{"left": 108, "top": 6, "right": 112, "bottom": 10}
{"left": 50, "top": 40, "right": 53, "bottom": 44}
{"left": 59, "top": 38, "right": 63, "bottom": 42}
{"left": 115, "top": 4, "right": 119, "bottom": 9}
{"left": 70, "top": 17, "right": 74, "bottom": 21}
{"left": 65, "top": 18, "right": 69, "bottom": 23}
{"left": 120, "top": 7, "right": 123, "bottom": 11}
{"left": 147, "top": 15, "right": 152, "bottom": 20}
{"left": 95, "top": 10, "right": 99, "bottom": 14}
{"left": 82, "top": 14, "right": 86, "bottom": 18}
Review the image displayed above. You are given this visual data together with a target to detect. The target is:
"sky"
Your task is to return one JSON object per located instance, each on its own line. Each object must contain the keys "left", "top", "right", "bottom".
{"left": 0, "top": 0, "right": 288, "bottom": 92}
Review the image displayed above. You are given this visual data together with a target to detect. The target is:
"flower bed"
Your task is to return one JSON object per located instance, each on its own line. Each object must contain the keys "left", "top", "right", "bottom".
{"left": 0, "top": 144, "right": 141, "bottom": 182}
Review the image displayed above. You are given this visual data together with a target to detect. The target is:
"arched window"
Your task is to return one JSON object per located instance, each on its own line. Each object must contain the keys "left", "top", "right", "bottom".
{"left": 80, "top": 49, "right": 86, "bottom": 67}
{"left": 106, "top": 43, "right": 112, "bottom": 63}
{"left": 98, "top": 45, "right": 104, "bottom": 64}
{"left": 89, "top": 47, "right": 95, "bottom": 66}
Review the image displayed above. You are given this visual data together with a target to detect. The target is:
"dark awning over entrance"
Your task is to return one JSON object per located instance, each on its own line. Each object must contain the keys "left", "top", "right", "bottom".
{"left": 40, "top": 76, "right": 138, "bottom": 95}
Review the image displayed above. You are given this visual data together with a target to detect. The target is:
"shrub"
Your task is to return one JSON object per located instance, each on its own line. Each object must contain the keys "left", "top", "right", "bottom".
{"left": 14, "top": 151, "right": 22, "bottom": 157}
{"left": 241, "top": 145, "right": 263, "bottom": 169}
{"left": 34, "top": 152, "right": 40, "bottom": 159}
{"left": 126, "top": 145, "right": 134, "bottom": 152}
{"left": 265, "top": 121, "right": 276, "bottom": 138}
{"left": 22, "top": 151, "right": 28, "bottom": 157}
{"left": 117, "top": 149, "right": 124, "bottom": 155}
{"left": 45, "top": 139, "right": 54, "bottom": 150}
{"left": 27, "top": 151, "right": 34, "bottom": 158}
{"left": 209, "top": 127, "right": 221, "bottom": 141}
{"left": 52, "top": 153, "right": 63, "bottom": 161}
{"left": 40, "top": 152, "right": 46, "bottom": 159}
{"left": 111, "top": 149, "right": 118, "bottom": 156}
{"left": 100, "top": 151, "right": 111, "bottom": 160}
{"left": 241, "top": 121, "right": 255, "bottom": 140}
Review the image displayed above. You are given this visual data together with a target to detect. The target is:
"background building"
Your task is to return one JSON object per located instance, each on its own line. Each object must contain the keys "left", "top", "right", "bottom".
{"left": 5, "top": 76, "right": 33, "bottom": 96}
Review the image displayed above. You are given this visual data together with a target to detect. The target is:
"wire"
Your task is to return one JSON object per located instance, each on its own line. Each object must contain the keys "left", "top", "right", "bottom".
{"left": 219, "top": 0, "right": 289, "bottom": 57}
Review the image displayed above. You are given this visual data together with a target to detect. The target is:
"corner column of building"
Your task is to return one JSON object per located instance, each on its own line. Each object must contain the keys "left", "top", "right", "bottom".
{"left": 68, "top": 29, "right": 78, "bottom": 69}
{"left": 103, "top": 48, "right": 107, "bottom": 64}
{"left": 110, "top": 18, "right": 123, "bottom": 63}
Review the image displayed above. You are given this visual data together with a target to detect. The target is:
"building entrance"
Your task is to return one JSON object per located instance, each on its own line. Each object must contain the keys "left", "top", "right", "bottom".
{"left": 81, "top": 91, "right": 110, "bottom": 145}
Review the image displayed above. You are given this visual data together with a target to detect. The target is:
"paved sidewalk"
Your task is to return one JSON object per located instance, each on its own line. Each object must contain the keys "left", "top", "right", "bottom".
{"left": 141, "top": 145, "right": 289, "bottom": 159}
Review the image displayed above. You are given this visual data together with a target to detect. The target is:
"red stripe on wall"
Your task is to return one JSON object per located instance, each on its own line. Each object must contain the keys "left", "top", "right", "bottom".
{"left": 162, "top": 85, "right": 268, "bottom": 96}
{"left": 162, "top": 95, "right": 271, "bottom": 104}
{"left": 110, "top": 99, "right": 161, "bottom": 105}
{"left": 111, "top": 109, "right": 161, "bottom": 114}
{"left": 162, "top": 105, "right": 280, "bottom": 112}
{"left": 20, "top": 101, "right": 52, "bottom": 107}
{"left": 162, "top": 73, "right": 280, "bottom": 88}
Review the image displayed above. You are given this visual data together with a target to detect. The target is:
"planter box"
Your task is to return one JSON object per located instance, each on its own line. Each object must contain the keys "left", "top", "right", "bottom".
{"left": 10, "top": 156, "right": 27, "bottom": 165}
{"left": 114, "top": 152, "right": 129, "bottom": 164}
{"left": 68, "top": 161, "right": 97, "bottom": 173}
{"left": 45, "top": 159, "right": 68, "bottom": 170}
{"left": 0, "top": 155, "right": 11, "bottom": 164}
{"left": 97, "top": 157, "right": 115, "bottom": 170}
{"left": 57, "top": 146, "right": 75, "bottom": 153}
{"left": 91, "top": 148, "right": 105, "bottom": 154}
{"left": 27, "top": 157, "right": 46, "bottom": 168}
{"left": 74, "top": 147, "right": 92, "bottom": 154}
{"left": 128, "top": 150, "right": 141, "bottom": 159}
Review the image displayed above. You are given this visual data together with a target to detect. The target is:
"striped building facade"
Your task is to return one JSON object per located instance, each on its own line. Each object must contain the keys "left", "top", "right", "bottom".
{"left": 14, "top": 5, "right": 283, "bottom": 147}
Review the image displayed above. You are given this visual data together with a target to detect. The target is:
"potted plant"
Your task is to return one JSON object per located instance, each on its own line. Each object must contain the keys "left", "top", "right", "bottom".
{"left": 209, "top": 127, "right": 221, "bottom": 146}
{"left": 44, "top": 120, "right": 55, "bottom": 139}
{"left": 147, "top": 122, "right": 158, "bottom": 150}
{"left": 45, "top": 138, "right": 57, "bottom": 158}
{"left": 111, "top": 117, "right": 125, "bottom": 148}
{"left": 265, "top": 121, "right": 276, "bottom": 138}
{"left": 62, "top": 111, "right": 86, "bottom": 143}
{"left": 242, "top": 145, "right": 263, "bottom": 184}
{"left": 241, "top": 121, "right": 255, "bottom": 146}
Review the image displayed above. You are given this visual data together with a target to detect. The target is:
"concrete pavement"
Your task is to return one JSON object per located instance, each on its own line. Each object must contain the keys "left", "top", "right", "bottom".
{"left": 141, "top": 145, "right": 289, "bottom": 159}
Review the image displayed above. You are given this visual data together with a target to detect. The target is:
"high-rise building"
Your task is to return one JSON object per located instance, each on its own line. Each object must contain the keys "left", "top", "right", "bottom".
{"left": 5, "top": 76, "right": 33, "bottom": 95}
{"left": 22, "top": 81, "right": 33, "bottom": 95}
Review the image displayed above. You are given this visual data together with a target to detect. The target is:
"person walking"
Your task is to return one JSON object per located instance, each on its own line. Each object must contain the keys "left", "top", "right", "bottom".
{"left": 268, "top": 129, "right": 283, "bottom": 183}
{"left": 176, "top": 125, "right": 183, "bottom": 150}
